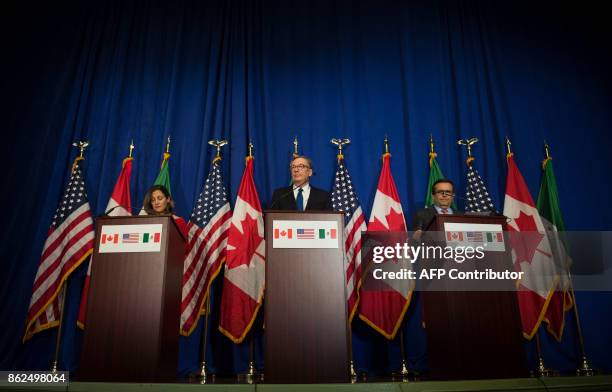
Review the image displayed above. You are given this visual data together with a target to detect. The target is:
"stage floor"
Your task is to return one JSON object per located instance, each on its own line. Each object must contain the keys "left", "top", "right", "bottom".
{"left": 2, "top": 375, "right": 612, "bottom": 392}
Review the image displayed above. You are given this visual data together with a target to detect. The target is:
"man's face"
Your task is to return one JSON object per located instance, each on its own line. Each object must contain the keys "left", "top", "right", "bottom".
{"left": 290, "top": 157, "right": 312, "bottom": 187}
{"left": 432, "top": 182, "right": 454, "bottom": 208}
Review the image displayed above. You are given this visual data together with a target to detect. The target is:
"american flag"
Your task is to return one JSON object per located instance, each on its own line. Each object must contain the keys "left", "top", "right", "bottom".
{"left": 465, "top": 165, "right": 496, "bottom": 213}
{"left": 122, "top": 233, "right": 139, "bottom": 243}
{"left": 466, "top": 231, "right": 484, "bottom": 242}
{"left": 24, "top": 158, "right": 95, "bottom": 341}
{"left": 331, "top": 156, "right": 367, "bottom": 322}
{"left": 180, "top": 159, "right": 231, "bottom": 336}
{"left": 296, "top": 228, "right": 315, "bottom": 239}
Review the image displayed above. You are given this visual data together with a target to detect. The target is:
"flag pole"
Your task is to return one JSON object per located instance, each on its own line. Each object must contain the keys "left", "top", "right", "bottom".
{"left": 569, "top": 278, "right": 594, "bottom": 376}
{"left": 52, "top": 141, "right": 90, "bottom": 373}
{"left": 293, "top": 136, "right": 299, "bottom": 158}
{"left": 384, "top": 137, "right": 410, "bottom": 382}
{"left": 391, "top": 329, "right": 411, "bottom": 382}
{"left": 542, "top": 142, "right": 593, "bottom": 376}
{"left": 534, "top": 332, "right": 553, "bottom": 377}
{"left": 198, "top": 296, "right": 212, "bottom": 383}
{"left": 429, "top": 134, "right": 437, "bottom": 167}
{"left": 237, "top": 142, "right": 263, "bottom": 384}
{"left": 331, "top": 139, "right": 359, "bottom": 382}
{"left": 197, "top": 140, "right": 228, "bottom": 383}
{"left": 50, "top": 283, "right": 67, "bottom": 373}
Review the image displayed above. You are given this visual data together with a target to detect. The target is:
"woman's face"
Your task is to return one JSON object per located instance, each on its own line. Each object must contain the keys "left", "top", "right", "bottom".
{"left": 151, "top": 190, "right": 170, "bottom": 214}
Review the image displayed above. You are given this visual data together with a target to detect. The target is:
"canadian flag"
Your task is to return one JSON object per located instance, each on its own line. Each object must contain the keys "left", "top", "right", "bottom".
{"left": 219, "top": 157, "right": 265, "bottom": 343}
{"left": 274, "top": 228, "right": 292, "bottom": 239}
{"left": 77, "top": 157, "right": 133, "bottom": 328}
{"left": 503, "top": 154, "right": 563, "bottom": 339}
{"left": 359, "top": 152, "right": 412, "bottom": 339}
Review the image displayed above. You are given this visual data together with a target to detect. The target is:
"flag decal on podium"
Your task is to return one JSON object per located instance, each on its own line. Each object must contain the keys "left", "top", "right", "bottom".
{"left": 98, "top": 224, "right": 163, "bottom": 253}
{"left": 272, "top": 220, "right": 339, "bottom": 248}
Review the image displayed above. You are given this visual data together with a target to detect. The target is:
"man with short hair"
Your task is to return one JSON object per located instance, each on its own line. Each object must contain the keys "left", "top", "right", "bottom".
{"left": 413, "top": 178, "right": 459, "bottom": 234}
{"left": 270, "top": 155, "right": 332, "bottom": 211}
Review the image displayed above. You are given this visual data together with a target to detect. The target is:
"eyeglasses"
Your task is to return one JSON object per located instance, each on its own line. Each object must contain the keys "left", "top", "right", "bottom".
{"left": 434, "top": 190, "right": 454, "bottom": 196}
{"left": 289, "top": 164, "right": 310, "bottom": 170}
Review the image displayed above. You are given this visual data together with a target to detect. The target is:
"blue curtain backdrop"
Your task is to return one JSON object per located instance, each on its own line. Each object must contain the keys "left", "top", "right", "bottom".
{"left": 2, "top": 0, "right": 611, "bottom": 377}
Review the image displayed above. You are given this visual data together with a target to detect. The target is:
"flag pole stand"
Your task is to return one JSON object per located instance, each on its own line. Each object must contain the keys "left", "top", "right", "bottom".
{"left": 391, "top": 329, "right": 411, "bottom": 382}
{"left": 534, "top": 332, "right": 553, "bottom": 377}
{"left": 50, "top": 283, "right": 67, "bottom": 374}
{"left": 347, "top": 320, "right": 362, "bottom": 383}
{"left": 237, "top": 332, "right": 263, "bottom": 384}
{"left": 197, "top": 297, "right": 214, "bottom": 384}
{"left": 567, "top": 283, "right": 594, "bottom": 376}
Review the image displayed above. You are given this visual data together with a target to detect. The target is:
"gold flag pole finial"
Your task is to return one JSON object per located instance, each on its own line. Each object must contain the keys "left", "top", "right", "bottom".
{"left": 429, "top": 134, "right": 435, "bottom": 154}
{"left": 293, "top": 136, "right": 299, "bottom": 158}
{"left": 248, "top": 141, "right": 254, "bottom": 157}
{"left": 166, "top": 136, "right": 171, "bottom": 154}
{"left": 330, "top": 138, "right": 350, "bottom": 161}
{"left": 457, "top": 137, "right": 478, "bottom": 166}
{"left": 129, "top": 140, "right": 135, "bottom": 158}
{"left": 72, "top": 140, "right": 89, "bottom": 159}
{"left": 71, "top": 140, "right": 89, "bottom": 174}
{"left": 505, "top": 137, "right": 513, "bottom": 158}
{"left": 429, "top": 134, "right": 437, "bottom": 167}
{"left": 384, "top": 135, "right": 389, "bottom": 154}
{"left": 208, "top": 139, "right": 228, "bottom": 164}
{"left": 542, "top": 140, "right": 552, "bottom": 170}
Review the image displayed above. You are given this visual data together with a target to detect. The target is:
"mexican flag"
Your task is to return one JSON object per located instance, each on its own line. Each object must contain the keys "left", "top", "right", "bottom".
{"left": 536, "top": 156, "right": 573, "bottom": 341}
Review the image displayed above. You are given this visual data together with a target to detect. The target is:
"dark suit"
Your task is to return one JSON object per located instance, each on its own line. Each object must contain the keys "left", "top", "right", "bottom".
{"left": 413, "top": 206, "right": 462, "bottom": 231}
{"left": 270, "top": 185, "right": 333, "bottom": 211}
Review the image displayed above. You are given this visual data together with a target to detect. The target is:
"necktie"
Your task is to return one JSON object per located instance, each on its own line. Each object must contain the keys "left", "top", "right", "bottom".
{"left": 296, "top": 188, "right": 304, "bottom": 211}
{"left": 441, "top": 208, "right": 448, "bottom": 214}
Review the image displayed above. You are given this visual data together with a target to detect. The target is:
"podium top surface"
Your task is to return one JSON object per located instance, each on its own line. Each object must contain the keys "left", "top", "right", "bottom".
{"left": 95, "top": 214, "right": 187, "bottom": 242}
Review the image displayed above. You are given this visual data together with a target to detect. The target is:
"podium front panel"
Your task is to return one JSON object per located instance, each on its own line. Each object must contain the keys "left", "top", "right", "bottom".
{"left": 422, "top": 214, "right": 528, "bottom": 380}
{"left": 79, "top": 216, "right": 184, "bottom": 382}
{"left": 264, "top": 211, "right": 349, "bottom": 383}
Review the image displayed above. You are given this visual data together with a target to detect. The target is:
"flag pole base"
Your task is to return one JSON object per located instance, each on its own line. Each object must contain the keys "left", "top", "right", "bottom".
{"left": 576, "top": 356, "right": 594, "bottom": 377}
{"left": 198, "top": 361, "right": 215, "bottom": 384}
{"left": 349, "top": 360, "right": 358, "bottom": 383}
{"left": 391, "top": 359, "right": 411, "bottom": 382}
{"left": 237, "top": 361, "right": 264, "bottom": 384}
{"left": 535, "top": 356, "right": 554, "bottom": 378}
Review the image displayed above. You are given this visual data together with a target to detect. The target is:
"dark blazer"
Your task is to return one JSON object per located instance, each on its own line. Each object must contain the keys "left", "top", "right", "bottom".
{"left": 270, "top": 185, "right": 333, "bottom": 211}
{"left": 413, "top": 206, "right": 463, "bottom": 231}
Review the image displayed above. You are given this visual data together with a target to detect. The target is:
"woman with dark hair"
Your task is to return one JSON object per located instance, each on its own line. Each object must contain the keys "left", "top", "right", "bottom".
{"left": 142, "top": 185, "right": 188, "bottom": 238}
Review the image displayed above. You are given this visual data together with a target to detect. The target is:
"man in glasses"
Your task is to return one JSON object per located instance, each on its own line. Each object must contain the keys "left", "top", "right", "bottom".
{"left": 413, "top": 179, "right": 459, "bottom": 235}
{"left": 270, "top": 156, "right": 332, "bottom": 211}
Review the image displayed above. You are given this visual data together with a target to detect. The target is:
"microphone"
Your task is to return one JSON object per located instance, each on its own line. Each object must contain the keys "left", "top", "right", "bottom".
{"left": 268, "top": 185, "right": 299, "bottom": 210}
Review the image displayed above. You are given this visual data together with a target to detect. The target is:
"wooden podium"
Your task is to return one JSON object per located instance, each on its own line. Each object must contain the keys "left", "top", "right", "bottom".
{"left": 421, "top": 214, "right": 528, "bottom": 380}
{"left": 264, "top": 211, "right": 350, "bottom": 383}
{"left": 79, "top": 215, "right": 185, "bottom": 382}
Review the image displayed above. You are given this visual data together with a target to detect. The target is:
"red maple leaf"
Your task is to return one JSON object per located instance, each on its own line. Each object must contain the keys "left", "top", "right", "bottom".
{"left": 509, "top": 211, "right": 543, "bottom": 264}
{"left": 226, "top": 213, "right": 263, "bottom": 268}
{"left": 368, "top": 207, "right": 406, "bottom": 232}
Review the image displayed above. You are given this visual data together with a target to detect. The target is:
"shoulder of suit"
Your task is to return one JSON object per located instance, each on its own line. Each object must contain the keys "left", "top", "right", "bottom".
{"left": 309, "top": 185, "right": 330, "bottom": 195}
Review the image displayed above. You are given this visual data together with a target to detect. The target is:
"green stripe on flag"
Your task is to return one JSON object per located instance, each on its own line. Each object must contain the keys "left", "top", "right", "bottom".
{"left": 319, "top": 229, "right": 325, "bottom": 239}
{"left": 143, "top": 233, "right": 150, "bottom": 243}
{"left": 154, "top": 154, "right": 172, "bottom": 195}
